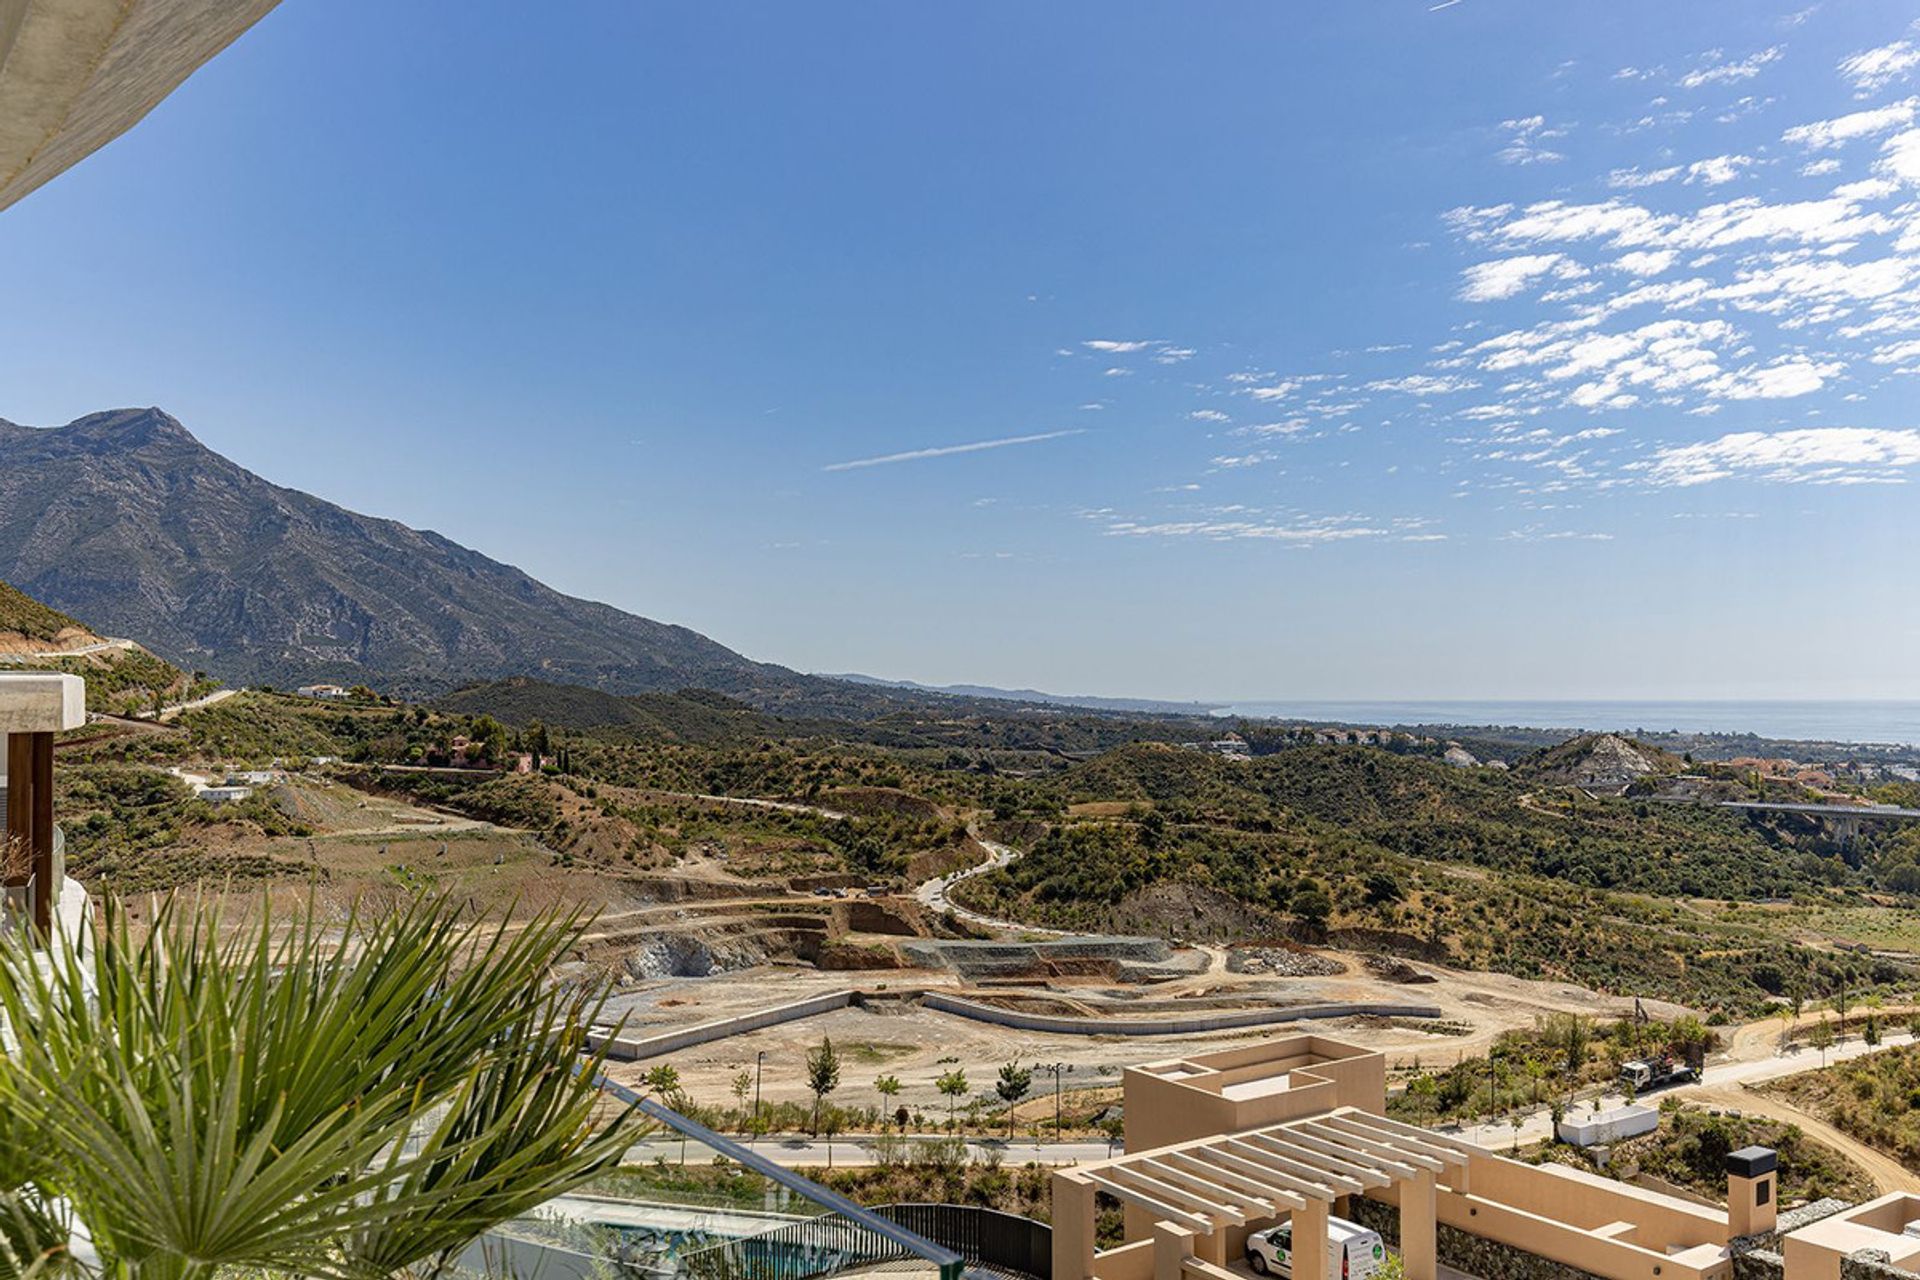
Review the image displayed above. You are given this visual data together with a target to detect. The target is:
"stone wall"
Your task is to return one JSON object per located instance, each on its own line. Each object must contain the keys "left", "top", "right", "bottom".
{"left": 1347, "top": 1196, "right": 1608, "bottom": 1280}
{"left": 1842, "top": 1251, "right": 1920, "bottom": 1280}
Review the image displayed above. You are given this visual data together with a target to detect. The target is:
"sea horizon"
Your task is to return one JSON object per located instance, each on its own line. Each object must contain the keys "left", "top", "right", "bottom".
{"left": 1209, "top": 699, "right": 1920, "bottom": 748}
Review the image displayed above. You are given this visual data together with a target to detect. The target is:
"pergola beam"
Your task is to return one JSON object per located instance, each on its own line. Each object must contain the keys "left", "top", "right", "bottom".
{"left": 1160, "top": 1152, "right": 1300, "bottom": 1215}
{"left": 1087, "top": 1174, "right": 1214, "bottom": 1235}
{"left": 1339, "top": 1110, "right": 1482, "bottom": 1159}
{"left": 1105, "top": 1166, "right": 1242, "bottom": 1224}
{"left": 1207, "top": 1143, "right": 1336, "bottom": 1204}
{"left": 1285, "top": 1127, "right": 1417, "bottom": 1182}
{"left": 1213, "top": 1143, "right": 1351, "bottom": 1205}
{"left": 1314, "top": 1116, "right": 1446, "bottom": 1172}
{"left": 1328, "top": 1113, "right": 1470, "bottom": 1168}
{"left": 1240, "top": 1135, "right": 1372, "bottom": 1194}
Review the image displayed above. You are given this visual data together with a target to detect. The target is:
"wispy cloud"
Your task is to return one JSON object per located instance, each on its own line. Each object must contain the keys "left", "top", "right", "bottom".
{"left": 1082, "top": 339, "right": 1153, "bottom": 353}
{"left": 1783, "top": 98, "right": 1918, "bottom": 148}
{"left": 1678, "top": 47, "right": 1781, "bottom": 90}
{"left": 1496, "top": 115, "right": 1566, "bottom": 166}
{"left": 824, "top": 429, "right": 1086, "bottom": 472}
{"left": 1839, "top": 41, "right": 1920, "bottom": 96}
{"left": 1641, "top": 427, "right": 1920, "bottom": 486}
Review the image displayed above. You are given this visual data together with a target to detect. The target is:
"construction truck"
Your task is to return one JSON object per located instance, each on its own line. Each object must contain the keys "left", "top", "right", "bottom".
{"left": 1619, "top": 1055, "right": 1696, "bottom": 1093}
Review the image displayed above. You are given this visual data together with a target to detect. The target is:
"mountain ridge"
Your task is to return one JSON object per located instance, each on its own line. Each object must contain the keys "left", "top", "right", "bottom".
{"left": 0, "top": 408, "right": 880, "bottom": 712}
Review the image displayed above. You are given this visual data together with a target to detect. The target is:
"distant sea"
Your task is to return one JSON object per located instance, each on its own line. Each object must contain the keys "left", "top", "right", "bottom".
{"left": 1209, "top": 700, "right": 1920, "bottom": 747}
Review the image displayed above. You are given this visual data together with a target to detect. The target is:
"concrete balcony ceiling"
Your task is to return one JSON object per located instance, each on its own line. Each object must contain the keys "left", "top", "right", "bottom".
{"left": 0, "top": 0, "right": 280, "bottom": 213}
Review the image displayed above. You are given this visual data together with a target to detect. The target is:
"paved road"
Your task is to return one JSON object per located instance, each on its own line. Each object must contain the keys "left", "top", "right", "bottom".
{"left": 2, "top": 636, "right": 135, "bottom": 659}
{"left": 158, "top": 687, "right": 237, "bottom": 722}
{"left": 915, "top": 830, "right": 1072, "bottom": 936}
{"left": 1458, "top": 1024, "right": 1920, "bottom": 1178}
{"left": 622, "top": 1132, "right": 1119, "bottom": 1169}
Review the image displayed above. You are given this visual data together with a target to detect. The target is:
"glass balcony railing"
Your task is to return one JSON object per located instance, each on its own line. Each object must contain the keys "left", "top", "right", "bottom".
{"left": 472, "top": 1077, "right": 971, "bottom": 1280}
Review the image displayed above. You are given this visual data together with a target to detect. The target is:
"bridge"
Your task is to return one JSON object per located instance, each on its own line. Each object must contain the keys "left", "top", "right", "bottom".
{"left": 1718, "top": 800, "right": 1920, "bottom": 840}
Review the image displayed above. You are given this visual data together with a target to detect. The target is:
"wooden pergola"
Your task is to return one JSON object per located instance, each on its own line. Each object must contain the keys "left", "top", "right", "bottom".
{"left": 1055, "top": 1108, "right": 1478, "bottom": 1280}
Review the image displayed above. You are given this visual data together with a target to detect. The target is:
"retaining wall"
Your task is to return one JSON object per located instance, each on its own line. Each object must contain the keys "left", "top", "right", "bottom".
{"left": 921, "top": 992, "right": 1442, "bottom": 1036}
{"left": 590, "top": 989, "right": 861, "bottom": 1061}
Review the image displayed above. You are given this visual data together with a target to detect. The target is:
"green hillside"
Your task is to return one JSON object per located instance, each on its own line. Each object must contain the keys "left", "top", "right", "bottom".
{"left": 431, "top": 677, "right": 773, "bottom": 744}
{"left": 0, "top": 578, "right": 86, "bottom": 642}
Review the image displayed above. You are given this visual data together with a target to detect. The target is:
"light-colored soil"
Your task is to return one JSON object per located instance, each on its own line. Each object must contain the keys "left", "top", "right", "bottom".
{"left": 598, "top": 942, "right": 1690, "bottom": 1114}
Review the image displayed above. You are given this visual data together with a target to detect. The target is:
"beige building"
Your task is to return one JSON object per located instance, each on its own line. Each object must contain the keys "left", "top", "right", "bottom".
{"left": 1053, "top": 1035, "right": 1819, "bottom": 1280}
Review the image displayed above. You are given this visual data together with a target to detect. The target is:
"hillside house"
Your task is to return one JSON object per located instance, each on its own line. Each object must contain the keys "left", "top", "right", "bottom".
{"left": 297, "top": 684, "right": 351, "bottom": 700}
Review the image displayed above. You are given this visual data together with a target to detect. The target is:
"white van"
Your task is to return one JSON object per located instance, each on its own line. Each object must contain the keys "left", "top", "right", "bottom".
{"left": 1245, "top": 1216, "right": 1386, "bottom": 1280}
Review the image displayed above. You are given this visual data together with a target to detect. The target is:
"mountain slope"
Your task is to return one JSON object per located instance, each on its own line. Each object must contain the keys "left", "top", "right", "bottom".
{"left": 0, "top": 576, "right": 205, "bottom": 714}
{"left": 0, "top": 408, "right": 872, "bottom": 709}
{"left": 0, "top": 577, "right": 92, "bottom": 648}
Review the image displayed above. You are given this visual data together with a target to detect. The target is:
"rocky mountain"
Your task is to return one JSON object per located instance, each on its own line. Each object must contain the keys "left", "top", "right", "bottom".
{"left": 1516, "top": 732, "right": 1686, "bottom": 791}
{"left": 0, "top": 408, "right": 884, "bottom": 711}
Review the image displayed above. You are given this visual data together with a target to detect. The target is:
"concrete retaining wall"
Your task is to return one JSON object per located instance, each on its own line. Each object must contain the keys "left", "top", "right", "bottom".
{"left": 590, "top": 989, "right": 860, "bottom": 1061}
{"left": 921, "top": 992, "right": 1442, "bottom": 1036}
{"left": 591, "top": 987, "right": 1443, "bottom": 1062}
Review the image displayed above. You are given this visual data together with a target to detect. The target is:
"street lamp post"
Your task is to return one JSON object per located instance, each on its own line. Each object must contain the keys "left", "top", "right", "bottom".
{"left": 1041, "top": 1063, "right": 1071, "bottom": 1137}
{"left": 754, "top": 1050, "right": 766, "bottom": 1146}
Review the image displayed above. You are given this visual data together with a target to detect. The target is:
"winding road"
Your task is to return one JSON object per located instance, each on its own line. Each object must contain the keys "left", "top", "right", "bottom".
{"left": 914, "top": 829, "right": 1071, "bottom": 936}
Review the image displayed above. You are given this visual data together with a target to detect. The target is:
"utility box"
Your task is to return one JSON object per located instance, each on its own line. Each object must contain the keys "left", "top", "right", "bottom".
{"left": 1557, "top": 1103, "right": 1659, "bottom": 1148}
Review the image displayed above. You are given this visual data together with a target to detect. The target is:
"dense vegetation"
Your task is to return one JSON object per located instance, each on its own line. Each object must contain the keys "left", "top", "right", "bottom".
{"left": 1390, "top": 1016, "right": 1716, "bottom": 1126}
{"left": 1766, "top": 1041, "right": 1920, "bottom": 1170}
{"left": 1543, "top": 1105, "right": 1871, "bottom": 1206}
{"left": 0, "top": 577, "right": 84, "bottom": 640}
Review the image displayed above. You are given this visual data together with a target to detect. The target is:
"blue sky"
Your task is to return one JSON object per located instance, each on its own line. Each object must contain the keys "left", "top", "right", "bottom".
{"left": 4, "top": 1, "right": 1919, "bottom": 701}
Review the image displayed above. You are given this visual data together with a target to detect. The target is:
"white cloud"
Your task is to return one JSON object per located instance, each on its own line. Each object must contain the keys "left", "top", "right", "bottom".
{"left": 1232, "top": 419, "right": 1313, "bottom": 438}
{"left": 1496, "top": 115, "right": 1565, "bottom": 166}
{"left": 1700, "top": 356, "right": 1844, "bottom": 400}
{"left": 1609, "top": 166, "right": 1682, "bottom": 189}
{"left": 1678, "top": 47, "right": 1781, "bottom": 90}
{"left": 1685, "top": 154, "right": 1754, "bottom": 185}
{"left": 1870, "top": 338, "right": 1920, "bottom": 367}
{"left": 1642, "top": 426, "right": 1920, "bottom": 485}
{"left": 1365, "top": 374, "right": 1481, "bottom": 395}
{"left": 1153, "top": 346, "right": 1196, "bottom": 364}
{"left": 824, "top": 429, "right": 1085, "bottom": 472}
{"left": 1839, "top": 41, "right": 1920, "bottom": 96}
{"left": 1101, "top": 513, "right": 1389, "bottom": 544}
{"left": 1783, "top": 98, "right": 1919, "bottom": 148}
{"left": 1082, "top": 339, "right": 1152, "bottom": 353}
{"left": 1243, "top": 380, "right": 1301, "bottom": 402}
{"left": 1609, "top": 155, "right": 1753, "bottom": 188}
{"left": 1879, "top": 127, "right": 1920, "bottom": 185}
{"left": 1459, "top": 253, "right": 1584, "bottom": 301}
{"left": 1614, "top": 249, "right": 1678, "bottom": 276}
{"left": 1801, "top": 157, "right": 1842, "bottom": 176}
{"left": 1188, "top": 409, "right": 1231, "bottom": 422}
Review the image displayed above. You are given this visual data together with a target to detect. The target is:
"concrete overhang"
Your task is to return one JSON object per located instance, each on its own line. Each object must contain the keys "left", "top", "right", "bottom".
{"left": 0, "top": 0, "right": 281, "bottom": 213}
{"left": 0, "top": 672, "right": 86, "bottom": 734}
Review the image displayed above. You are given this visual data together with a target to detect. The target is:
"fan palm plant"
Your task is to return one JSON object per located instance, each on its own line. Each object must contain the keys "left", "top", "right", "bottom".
{"left": 0, "top": 892, "right": 634, "bottom": 1279}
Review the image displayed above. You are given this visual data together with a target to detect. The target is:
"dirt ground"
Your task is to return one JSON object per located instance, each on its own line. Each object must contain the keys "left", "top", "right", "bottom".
{"left": 598, "top": 943, "right": 1690, "bottom": 1113}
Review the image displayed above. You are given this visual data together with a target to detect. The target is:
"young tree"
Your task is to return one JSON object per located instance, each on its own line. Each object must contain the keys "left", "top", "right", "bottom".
{"left": 937, "top": 1068, "right": 970, "bottom": 1131}
{"left": 644, "top": 1063, "right": 684, "bottom": 1107}
{"left": 806, "top": 1037, "right": 841, "bottom": 1137}
{"left": 0, "top": 892, "right": 631, "bottom": 1280}
{"left": 996, "top": 1061, "right": 1033, "bottom": 1140}
{"left": 732, "top": 1070, "right": 756, "bottom": 1130}
{"left": 875, "top": 1074, "right": 903, "bottom": 1131}
{"left": 1811, "top": 1016, "right": 1835, "bottom": 1067}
